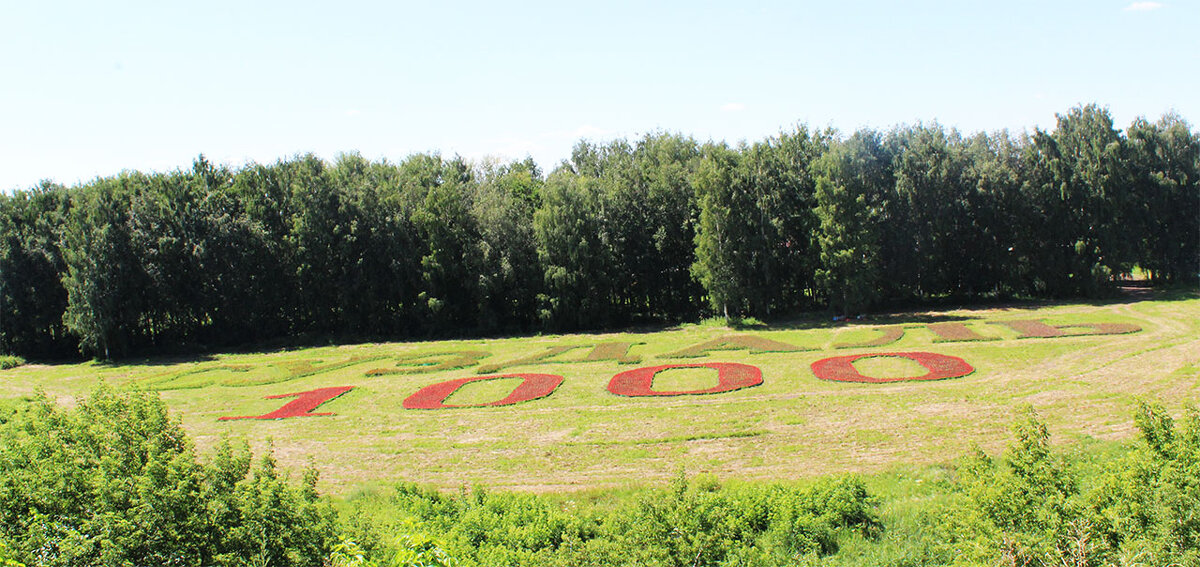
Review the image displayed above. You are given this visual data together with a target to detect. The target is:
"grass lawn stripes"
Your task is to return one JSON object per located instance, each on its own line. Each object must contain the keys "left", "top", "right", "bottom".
{"left": 366, "top": 351, "right": 490, "bottom": 376}
{"left": 2, "top": 296, "right": 1189, "bottom": 492}
{"left": 663, "top": 336, "right": 812, "bottom": 358}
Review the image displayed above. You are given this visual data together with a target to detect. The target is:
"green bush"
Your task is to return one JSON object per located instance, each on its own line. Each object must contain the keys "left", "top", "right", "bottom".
{"left": 936, "top": 406, "right": 1081, "bottom": 564}
{"left": 1085, "top": 402, "right": 1200, "bottom": 565}
{"left": 0, "top": 385, "right": 335, "bottom": 566}
{"left": 936, "top": 403, "right": 1200, "bottom": 567}
{"left": 0, "top": 356, "right": 22, "bottom": 370}
{"left": 339, "top": 471, "right": 882, "bottom": 567}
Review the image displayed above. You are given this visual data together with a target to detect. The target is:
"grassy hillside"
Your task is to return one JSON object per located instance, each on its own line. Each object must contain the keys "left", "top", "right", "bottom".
{"left": 3, "top": 292, "right": 1196, "bottom": 494}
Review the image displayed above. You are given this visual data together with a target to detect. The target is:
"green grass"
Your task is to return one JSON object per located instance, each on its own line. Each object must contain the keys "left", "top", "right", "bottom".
{"left": 2, "top": 291, "right": 1197, "bottom": 494}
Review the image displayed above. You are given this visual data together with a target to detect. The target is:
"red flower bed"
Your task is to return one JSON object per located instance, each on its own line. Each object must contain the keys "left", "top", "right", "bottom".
{"left": 811, "top": 352, "right": 974, "bottom": 384}
{"left": 607, "top": 363, "right": 763, "bottom": 397}
{"left": 403, "top": 373, "right": 564, "bottom": 409}
{"left": 218, "top": 386, "right": 354, "bottom": 420}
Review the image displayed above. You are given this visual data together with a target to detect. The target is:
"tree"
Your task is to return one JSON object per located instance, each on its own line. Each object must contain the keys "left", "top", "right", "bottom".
{"left": 741, "top": 127, "right": 831, "bottom": 312}
{"left": 1126, "top": 113, "right": 1200, "bottom": 286}
{"left": 692, "top": 128, "right": 831, "bottom": 320}
{"left": 0, "top": 386, "right": 334, "bottom": 566}
{"left": 471, "top": 158, "right": 544, "bottom": 333}
{"left": 0, "top": 182, "right": 74, "bottom": 359}
{"left": 60, "top": 176, "right": 147, "bottom": 358}
{"left": 691, "top": 143, "right": 750, "bottom": 319}
{"left": 567, "top": 134, "right": 704, "bottom": 324}
{"left": 1022, "top": 105, "right": 1132, "bottom": 296}
{"left": 812, "top": 130, "right": 891, "bottom": 315}
{"left": 405, "top": 154, "right": 484, "bottom": 333}
{"left": 887, "top": 123, "right": 976, "bottom": 298}
{"left": 533, "top": 170, "right": 616, "bottom": 329}
{"left": 961, "top": 130, "right": 1033, "bottom": 297}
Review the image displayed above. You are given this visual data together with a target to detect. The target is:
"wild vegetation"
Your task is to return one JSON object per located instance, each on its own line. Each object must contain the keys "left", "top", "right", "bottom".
{"left": 1, "top": 105, "right": 1195, "bottom": 360}
{"left": 0, "top": 386, "right": 333, "bottom": 566}
{"left": 0, "top": 104, "right": 1196, "bottom": 565}
{"left": 2, "top": 386, "right": 1197, "bottom": 566}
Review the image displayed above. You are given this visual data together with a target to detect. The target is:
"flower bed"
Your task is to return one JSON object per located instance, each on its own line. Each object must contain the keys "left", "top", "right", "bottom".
{"left": 403, "top": 373, "right": 564, "bottom": 409}
{"left": 664, "top": 336, "right": 811, "bottom": 358}
{"left": 219, "top": 386, "right": 354, "bottom": 420}
{"left": 367, "top": 351, "right": 490, "bottom": 376}
{"left": 477, "top": 346, "right": 583, "bottom": 374}
{"left": 833, "top": 327, "right": 904, "bottom": 349}
{"left": 991, "top": 320, "right": 1142, "bottom": 338}
{"left": 927, "top": 322, "right": 999, "bottom": 342}
{"left": 810, "top": 352, "right": 974, "bottom": 384}
{"left": 607, "top": 363, "right": 763, "bottom": 396}
{"left": 585, "top": 341, "right": 644, "bottom": 364}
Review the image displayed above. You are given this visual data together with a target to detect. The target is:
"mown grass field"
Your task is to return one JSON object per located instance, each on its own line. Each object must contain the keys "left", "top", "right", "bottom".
{"left": 3, "top": 292, "right": 1197, "bottom": 495}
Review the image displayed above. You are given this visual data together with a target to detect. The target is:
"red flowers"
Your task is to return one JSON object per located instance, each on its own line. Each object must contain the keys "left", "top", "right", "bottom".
{"left": 218, "top": 386, "right": 354, "bottom": 420}
{"left": 217, "top": 353, "right": 983, "bottom": 420}
{"left": 403, "top": 373, "right": 564, "bottom": 409}
{"left": 608, "top": 363, "right": 763, "bottom": 397}
{"left": 811, "top": 352, "right": 974, "bottom": 383}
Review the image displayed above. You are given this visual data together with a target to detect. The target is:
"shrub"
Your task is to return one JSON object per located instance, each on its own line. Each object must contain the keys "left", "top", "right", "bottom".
{"left": 340, "top": 471, "right": 883, "bottom": 567}
{"left": 1086, "top": 402, "right": 1200, "bottom": 565}
{"left": 935, "top": 407, "right": 1082, "bottom": 566}
{"left": 936, "top": 402, "right": 1200, "bottom": 567}
{"left": 0, "top": 385, "right": 335, "bottom": 566}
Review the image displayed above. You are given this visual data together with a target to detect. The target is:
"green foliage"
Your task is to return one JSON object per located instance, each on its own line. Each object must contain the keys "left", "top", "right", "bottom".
{"left": 339, "top": 472, "right": 881, "bottom": 567}
{"left": 692, "top": 127, "right": 830, "bottom": 319}
{"left": 1086, "top": 402, "right": 1200, "bottom": 565}
{"left": 691, "top": 143, "right": 747, "bottom": 319}
{"left": 936, "top": 402, "right": 1200, "bottom": 567}
{"left": 534, "top": 171, "right": 617, "bottom": 329}
{"left": 0, "top": 183, "right": 74, "bottom": 359}
{"left": 1, "top": 107, "right": 1195, "bottom": 358}
{"left": 813, "top": 130, "right": 889, "bottom": 314}
{"left": 1126, "top": 113, "right": 1200, "bottom": 287}
{"left": 937, "top": 407, "right": 1081, "bottom": 565}
{"left": 0, "top": 357, "right": 21, "bottom": 370}
{"left": 0, "top": 385, "right": 334, "bottom": 566}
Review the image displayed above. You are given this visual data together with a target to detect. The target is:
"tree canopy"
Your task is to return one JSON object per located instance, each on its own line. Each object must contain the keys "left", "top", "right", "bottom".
{"left": 2, "top": 106, "right": 1196, "bottom": 359}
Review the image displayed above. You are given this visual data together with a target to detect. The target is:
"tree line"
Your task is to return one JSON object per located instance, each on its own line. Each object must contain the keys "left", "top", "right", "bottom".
{"left": 1, "top": 104, "right": 1196, "bottom": 359}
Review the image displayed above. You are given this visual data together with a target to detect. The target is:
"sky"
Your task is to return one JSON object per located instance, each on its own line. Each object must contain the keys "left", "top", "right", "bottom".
{"left": 2, "top": 0, "right": 1197, "bottom": 191}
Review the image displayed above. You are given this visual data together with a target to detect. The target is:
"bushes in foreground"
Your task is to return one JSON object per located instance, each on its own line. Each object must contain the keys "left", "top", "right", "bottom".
{"left": 2, "top": 387, "right": 1198, "bottom": 566}
{"left": 339, "top": 403, "right": 1200, "bottom": 567}
{"left": 936, "top": 404, "right": 1200, "bottom": 566}
{"left": 339, "top": 473, "right": 881, "bottom": 567}
{"left": 0, "top": 386, "right": 334, "bottom": 566}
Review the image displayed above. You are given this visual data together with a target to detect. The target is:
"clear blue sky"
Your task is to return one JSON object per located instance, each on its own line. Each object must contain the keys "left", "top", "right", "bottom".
{"left": 3, "top": 0, "right": 1196, "bottom": 191}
